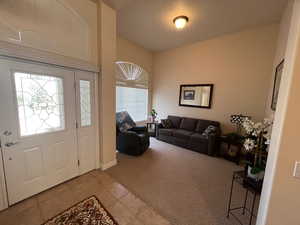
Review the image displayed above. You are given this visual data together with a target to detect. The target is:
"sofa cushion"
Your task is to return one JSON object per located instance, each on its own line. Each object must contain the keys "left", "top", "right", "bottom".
{"left": 168, "top": 116, "right": 182, "bottom": 128}
{"left": 190, "top": 133, "right": 208, "bottom": 143}
{"left": 159, "top": 128, "right": 174, "bottom": 136}
{"left": 195, "top": 120, "right": 220, "bottom": 133}
{"left": 173, "top": 129, "right": 193, "bottom": 140}
{"left": 161, "top": 119, "right": 173, "bottom": 128}
{"left": 180, "top": 118, "right": 198, "bottom": 131}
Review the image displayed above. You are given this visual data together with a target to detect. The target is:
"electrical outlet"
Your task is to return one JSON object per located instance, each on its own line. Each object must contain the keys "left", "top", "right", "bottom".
{"left": 293, "top": 161, "right": 300, "bottom": 179}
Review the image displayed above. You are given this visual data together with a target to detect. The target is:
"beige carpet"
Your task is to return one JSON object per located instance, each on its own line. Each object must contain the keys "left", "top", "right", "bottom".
{"left": 107, "top": 138, "right": 259, "bottom": 225}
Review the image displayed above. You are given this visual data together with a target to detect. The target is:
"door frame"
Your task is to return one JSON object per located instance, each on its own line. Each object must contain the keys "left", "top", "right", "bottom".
{"left": 95, "top": 73, "right": 100, "bottom": 169}
{"left": 0, "top": 147, "right": 8, "bottom": 211}
{"left": 0, "top": 56, "right": 100, "bottom": 211}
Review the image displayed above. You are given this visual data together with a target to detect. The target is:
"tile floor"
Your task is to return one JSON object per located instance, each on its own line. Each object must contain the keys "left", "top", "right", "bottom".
{"left": 0, "top": 170, "right": 171, "bottom": 225}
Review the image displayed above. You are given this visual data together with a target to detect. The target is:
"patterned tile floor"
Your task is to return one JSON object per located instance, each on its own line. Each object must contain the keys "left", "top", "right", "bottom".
{"left": 0, "top": 170, "right": 171, "bottom": 225}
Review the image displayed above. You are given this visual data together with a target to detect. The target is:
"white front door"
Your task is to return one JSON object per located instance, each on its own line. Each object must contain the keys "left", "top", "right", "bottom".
{"left": 75, "top": 71, "right": 97, "bottom": 175}
{"left": 0, "top": 59, "right": 79, "bottom": 205}
{"left": 0, "top": 152, "right": 8, "bottom": 210}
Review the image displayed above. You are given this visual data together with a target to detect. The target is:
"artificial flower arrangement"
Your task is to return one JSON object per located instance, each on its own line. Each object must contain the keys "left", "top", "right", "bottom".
{"left": 242, "top": 118, "right": 273, "bottom": 180}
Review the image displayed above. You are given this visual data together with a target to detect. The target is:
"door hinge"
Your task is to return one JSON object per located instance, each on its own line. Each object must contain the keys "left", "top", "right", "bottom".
{"left": 76, "top": 121, "right": 78, "bottom": 129}
{"left": 78, "top": 160, "right": 80, "bottom": 167}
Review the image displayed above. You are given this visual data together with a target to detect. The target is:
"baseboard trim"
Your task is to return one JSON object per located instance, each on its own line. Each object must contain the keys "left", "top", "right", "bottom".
{"left": 101, "top": 159, "right": 117, "bottom": 171}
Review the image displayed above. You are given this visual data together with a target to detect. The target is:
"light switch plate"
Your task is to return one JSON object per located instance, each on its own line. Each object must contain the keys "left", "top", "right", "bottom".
{"left": 293, "top": 161, "right": 300, "bottom": 179}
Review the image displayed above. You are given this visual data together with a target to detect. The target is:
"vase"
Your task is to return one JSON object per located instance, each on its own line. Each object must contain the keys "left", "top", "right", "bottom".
{"left": 247, "top": 166, "right": 265, "bottom": 181}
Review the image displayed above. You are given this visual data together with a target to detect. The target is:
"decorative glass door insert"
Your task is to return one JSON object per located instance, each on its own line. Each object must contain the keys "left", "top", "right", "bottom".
{"left": 79, "top": 80, "right": 92, "bottom": 127}
{"left": 14, "top": 72, "right": 65, "bottom": 136}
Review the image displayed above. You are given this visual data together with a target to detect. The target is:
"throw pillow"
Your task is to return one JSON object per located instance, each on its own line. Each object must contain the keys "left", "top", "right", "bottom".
{"left": 116, "top": 111, "right": 136, "bottom": 132}
{"left": 202, "top": 125, "right": 217, "bottom": 137}
{"left": 161, "top": 119, "right": 173, "bottom": 128}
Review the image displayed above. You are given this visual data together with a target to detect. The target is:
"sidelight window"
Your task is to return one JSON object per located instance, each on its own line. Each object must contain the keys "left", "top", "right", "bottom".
{"left": 79, "top": 80, "right": 92, "bottom": 127}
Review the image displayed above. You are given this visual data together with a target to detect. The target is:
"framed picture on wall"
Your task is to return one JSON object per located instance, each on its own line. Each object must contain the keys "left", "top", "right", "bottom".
{"left": 183, "top": 90, "right": 195, "bottom": 100}
{"left": 271, "top": 59, "right": 284, "bottom": 111}
{"left": 179, "top": 84, "right": 214, "bottom": 108}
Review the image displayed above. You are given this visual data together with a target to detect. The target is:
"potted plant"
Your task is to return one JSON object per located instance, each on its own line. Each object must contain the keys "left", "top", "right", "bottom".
{"left": 150, "top": 109, "right": 158, "bottom": 122}
{"left": 242, "top": 118, "right": 273, "bottom": 181}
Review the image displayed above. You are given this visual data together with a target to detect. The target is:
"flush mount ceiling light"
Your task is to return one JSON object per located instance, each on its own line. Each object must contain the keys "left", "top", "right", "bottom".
{"left": 173, "top": 15, "right": 189, "bottom": 29}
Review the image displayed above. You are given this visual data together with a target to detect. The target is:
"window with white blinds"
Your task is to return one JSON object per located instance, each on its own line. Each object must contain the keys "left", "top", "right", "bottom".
{"left": 116, "top": 86, "right": 148, "bottom": 122}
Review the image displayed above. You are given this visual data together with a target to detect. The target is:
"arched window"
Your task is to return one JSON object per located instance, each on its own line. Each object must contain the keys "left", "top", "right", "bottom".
{"left": 115, "top": 61, "right": 149, "bottom": 122}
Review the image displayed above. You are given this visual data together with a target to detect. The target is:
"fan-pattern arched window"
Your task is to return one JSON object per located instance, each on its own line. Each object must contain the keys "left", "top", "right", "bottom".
{"left": 115, "top": 61, "right": 149, "bottom": 122}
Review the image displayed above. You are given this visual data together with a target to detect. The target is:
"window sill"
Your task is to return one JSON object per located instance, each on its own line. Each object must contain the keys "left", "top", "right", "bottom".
{"left": 135, "top": 120, "right": 148, "bottom": 126}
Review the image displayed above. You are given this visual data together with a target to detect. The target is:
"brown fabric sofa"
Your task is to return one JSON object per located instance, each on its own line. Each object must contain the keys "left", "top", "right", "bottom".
{"left": 157, "top": 115, "right": 221, "bottom": 156}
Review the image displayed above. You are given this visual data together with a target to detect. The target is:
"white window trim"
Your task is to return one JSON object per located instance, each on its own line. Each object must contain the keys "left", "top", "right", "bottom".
{"left": 0, "top": 40, "right": 99, "bottom": 73}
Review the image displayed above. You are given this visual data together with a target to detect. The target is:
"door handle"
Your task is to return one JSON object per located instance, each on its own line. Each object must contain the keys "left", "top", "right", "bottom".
{"left": 5, "top": 142, "right": 18, "bottom": 147}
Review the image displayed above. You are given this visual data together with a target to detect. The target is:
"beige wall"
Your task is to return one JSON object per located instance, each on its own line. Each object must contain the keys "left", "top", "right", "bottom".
{"left": 98, "top": 1, "right": 117, "bottom": 168}
{"left": 117, "top": 37, "right": 153, "bottom": 73}
{"left": 0, "top": 0, "right": 98, "bottom": 65}
{"left": 65, "top": 0, "right": 98, "bottom": 65}
{"left": 265, "top": 1, "right": 294, "bottom": 119}
{"left": 257, "top": 1, "right": 300, "bottom": 224}
{"left": 267, "top": 43, "right": 300, "bottom": 224}
{"left": 152, "top": 24, "right": 278, "bottom": 132}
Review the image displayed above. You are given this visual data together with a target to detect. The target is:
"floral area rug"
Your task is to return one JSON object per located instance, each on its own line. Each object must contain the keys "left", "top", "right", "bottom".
{"left": 42, "top": 196, "right": 118, "bottom": 225}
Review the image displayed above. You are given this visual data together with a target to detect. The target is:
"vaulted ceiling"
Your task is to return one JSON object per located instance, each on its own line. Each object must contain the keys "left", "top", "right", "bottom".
{"left": 104, "top": 0, "right": 287, "bottom": 52}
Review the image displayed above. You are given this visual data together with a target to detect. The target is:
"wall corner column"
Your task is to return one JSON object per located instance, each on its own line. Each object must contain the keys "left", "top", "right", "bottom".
{"left": 97, "top": 0, "right": 117, "bottom": 170}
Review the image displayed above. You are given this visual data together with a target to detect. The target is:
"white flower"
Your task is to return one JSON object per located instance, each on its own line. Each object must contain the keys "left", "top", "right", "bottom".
{"left": 252, "top": 129, "right": 259, "bottom": 137}
{"left": 242, "top": 118, "right": 273, "bottom": 136}
{"left": 263, "top": 132, "right": 272, "bottom": 145}
{"left": 250, "top": 122, "right": 262, "bottom": 136}
{"left": 244, "top": 138, "right": 256, "bottom": 152}
{"left": 265, "top": 139, "right": 271, "bottom": 145}
{"left": 254, "top": 122, "right": 263, "bottom": 131}
{"left": 263, "top": 118, "right": 273, "bottom": 128}
{"left": 243, "top": 118, "right": 255, "bottom": 134}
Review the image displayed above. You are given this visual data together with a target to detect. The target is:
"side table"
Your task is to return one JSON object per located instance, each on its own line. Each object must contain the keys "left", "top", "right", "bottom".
{"left": 219, "top": 134, "right": 244, "bottom": 164}
{"left": 146, "top": 122, "right": 159, "bottom": 137}
{"left": 227, "top": 170, "right": 263, "bottom": 225}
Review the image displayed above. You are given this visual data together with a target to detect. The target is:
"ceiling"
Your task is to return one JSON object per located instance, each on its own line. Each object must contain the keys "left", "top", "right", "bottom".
{"left": 104, "top": 0, "right": 287, "bottom": 52}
